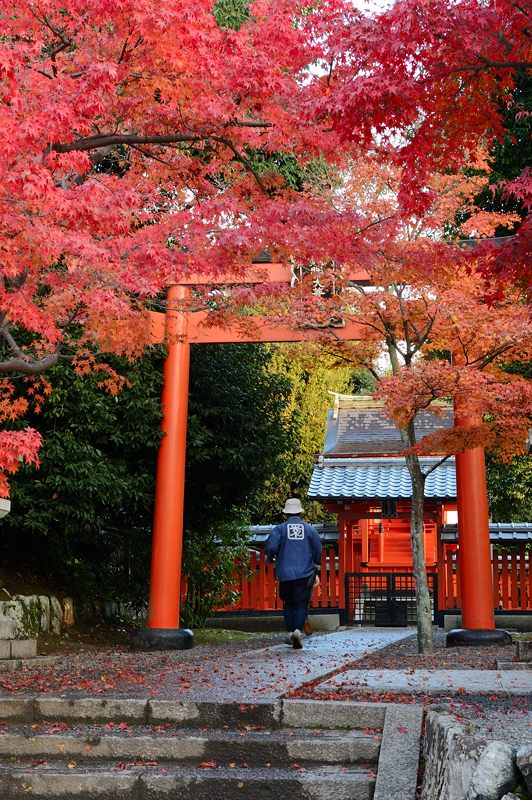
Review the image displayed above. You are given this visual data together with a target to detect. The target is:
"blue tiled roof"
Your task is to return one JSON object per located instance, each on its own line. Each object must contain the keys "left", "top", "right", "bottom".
{"left": 308, "top": 457, "right": 456, "bottom": 500}
{"left": 442, "top": 523, "right": 532, "bottom": 542}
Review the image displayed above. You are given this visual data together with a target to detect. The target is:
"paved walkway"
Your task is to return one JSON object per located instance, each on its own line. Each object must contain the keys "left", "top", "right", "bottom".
{"left": 316, "top": 666, "right": 532, "bottom": 694}
{"left": 211, "top": 629, "right": 531, "bottom": 749}
{"left": 232, "top": 629, "right": 532, "bottom": 699}
{"left": 2, "top": 628, "right": 531, "bottom": 702}
{"left": 157, "top": 628, "right": 411, "bottom": 701}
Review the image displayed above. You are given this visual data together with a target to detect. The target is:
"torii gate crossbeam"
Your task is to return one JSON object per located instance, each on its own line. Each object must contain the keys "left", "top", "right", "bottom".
{"left": 130, "top": 264, "right": 503, "bottom": 649}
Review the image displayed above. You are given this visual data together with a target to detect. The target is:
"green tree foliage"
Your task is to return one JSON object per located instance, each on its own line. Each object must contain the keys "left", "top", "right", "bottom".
{"left": 181, "top": 513, "right": 252, "bottom": 628}
{"left": 4, "top": 342, "right": 296, "bottom": 615}
{"left": 185, "top": 343, "right": 295, "bottom": 528}
{"left": 2, "top": 351, "right": 165, "bottom": 607}
{"left": 213, "top": 0, "right": 249, "bottom": 29}
{"left": 487, "top": 360, "right": 532, "bottom": 523}
{"left": 487, "top": 456, "right": 532, "bottom": 523}
{"left": 475, "top": 73, "right": 532, "bottom": 232}
{"left": 182, "top": 343, "right": 294, "bottom": 624}
{"left": 253, "top": 344, "right": 368, "bottom": 522}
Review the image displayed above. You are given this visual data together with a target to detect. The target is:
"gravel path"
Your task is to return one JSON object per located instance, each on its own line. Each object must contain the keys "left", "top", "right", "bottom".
{"left": 445, "top": 695, "right": 531, "bottom": 748}
{"left": 351, "top": 631, "right": 516, "bottom": 671}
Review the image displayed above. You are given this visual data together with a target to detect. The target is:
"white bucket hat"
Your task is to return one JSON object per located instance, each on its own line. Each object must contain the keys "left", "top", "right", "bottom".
{"left": 282, "top": 498, "right": 304, "bottom": 515}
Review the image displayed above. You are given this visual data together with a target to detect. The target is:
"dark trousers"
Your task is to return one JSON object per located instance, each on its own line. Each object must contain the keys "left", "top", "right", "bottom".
{"left": 279, "top": 577, "right": 312, "bottom": 632}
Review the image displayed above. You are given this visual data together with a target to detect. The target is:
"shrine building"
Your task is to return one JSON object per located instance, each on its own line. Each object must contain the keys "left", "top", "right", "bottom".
{"left": 217, "top": 393, "right": 532, "bottom": 629}
{"left": 306, "top": 393, "right": 456, "bottom": 626}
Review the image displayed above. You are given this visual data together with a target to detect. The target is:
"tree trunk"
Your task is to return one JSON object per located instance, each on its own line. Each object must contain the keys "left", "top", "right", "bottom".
{"left": 388, "top": 342, "right": 435, "bottom": 655}
{"left": 405, "top": 452, "right": 435, "bottom": 655}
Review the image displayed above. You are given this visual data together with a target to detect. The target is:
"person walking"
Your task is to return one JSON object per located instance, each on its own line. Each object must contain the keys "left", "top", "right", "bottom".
{"left": 265, "top": 498, "right": 322, "bottom": 649}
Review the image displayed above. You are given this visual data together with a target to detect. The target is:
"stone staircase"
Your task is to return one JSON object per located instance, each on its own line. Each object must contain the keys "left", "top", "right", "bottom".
{"left": 0, "top": 696, "right": 423, "bottom": 799}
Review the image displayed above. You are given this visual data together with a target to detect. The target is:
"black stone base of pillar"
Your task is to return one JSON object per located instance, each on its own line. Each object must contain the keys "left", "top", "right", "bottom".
{"left": 131, "top": 627, "right": 194, "bottom": 651}
{"left": 446, "top": 628, "right": 512, "bottom": 648}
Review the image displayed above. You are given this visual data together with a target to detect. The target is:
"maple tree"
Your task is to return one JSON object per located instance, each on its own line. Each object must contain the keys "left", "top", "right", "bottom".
{"left": 313, "top": 0, "right": 531, "bottom": 215}
{"left": 315, "top": 266, "right": 530, "bottom": 656}
{"left": 286, "top": 0, "right": 532, "bottom": 293}
{"left": 1, "top": 0, "right": 529, "bottom": 497}
{"left": 0, "top": 0, "right": 349, "bottom": 494}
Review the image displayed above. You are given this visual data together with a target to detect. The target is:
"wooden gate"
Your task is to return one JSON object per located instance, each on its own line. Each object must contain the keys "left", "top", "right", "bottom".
{"left": 344, "top": 571, "right": 438, "bottom": 626}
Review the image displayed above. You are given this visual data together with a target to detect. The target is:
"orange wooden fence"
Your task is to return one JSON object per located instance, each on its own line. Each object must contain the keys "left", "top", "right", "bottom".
{"left": 217, "top": 547, "right": 341, "bottom": 611}
{"left": 442, "top": 546, "right": 532, "bottom": 611}
{"left": 210, "top": 544, "right": 532, "bottom": 615}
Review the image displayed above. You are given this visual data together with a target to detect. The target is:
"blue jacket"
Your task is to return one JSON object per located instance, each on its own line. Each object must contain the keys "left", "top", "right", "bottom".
{"left": 265, "top": 516, "right": 322, "bottom": 582}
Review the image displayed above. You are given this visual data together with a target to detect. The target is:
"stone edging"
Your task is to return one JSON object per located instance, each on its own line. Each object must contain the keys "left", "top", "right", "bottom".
{"left": 374, "top": 705, "right": 424, "bottom": 800}
{"left": 421, "top": 707, "right": 522, "bottom": 800}
{"left": 0, "top": 655, "right": 60, "bottom": 672}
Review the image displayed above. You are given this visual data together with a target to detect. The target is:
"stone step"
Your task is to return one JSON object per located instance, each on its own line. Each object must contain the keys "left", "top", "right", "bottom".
{"left": 0, "top": 697, "right": 389, "bottom": 729}
{"left": 0, "top": 655, "right": 59, "bottom": 673}
{"left": 0, "top": 762, "right": 375, "bottom": 799}
{"left": 0, "top": 698, "right": 424, "bottom": 800}
{"left": 0, "top": 725, "right": 381, "bottom": 765}
{"left": 0, "top": 638, "right": 37, "bottom": 660}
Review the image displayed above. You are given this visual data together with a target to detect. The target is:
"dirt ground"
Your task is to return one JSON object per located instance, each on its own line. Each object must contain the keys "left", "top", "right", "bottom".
{"left": 37, "top": 623, "right": 277, "bottom": 655}
{"left": 38, "top": 622, "right": 134, "bottom": 654}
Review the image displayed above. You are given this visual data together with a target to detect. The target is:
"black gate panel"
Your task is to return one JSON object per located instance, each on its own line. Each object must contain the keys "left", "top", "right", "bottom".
{"left": 345, "top": 572, "right": 438, "bottom": 626}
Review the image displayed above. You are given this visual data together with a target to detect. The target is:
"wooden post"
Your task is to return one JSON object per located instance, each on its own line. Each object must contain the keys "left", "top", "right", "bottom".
{"left": 337, "top": 515, "right": 347, "bottom": 614}
{"left": 436, "top": 509, "right": 446, "bottom": 616}
{"left": 447, "top": 407, "right": 510, "bottom": 646}
{"left": 132, "top": 286, "right": 193, "bottom": 650}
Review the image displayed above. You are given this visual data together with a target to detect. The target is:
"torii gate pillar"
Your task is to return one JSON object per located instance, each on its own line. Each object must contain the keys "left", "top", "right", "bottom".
{"left": 446, "top": 408, "right": 511, "bottom": 647}
{"left": 131, "top": 285, "right": 194, "bottom": 650}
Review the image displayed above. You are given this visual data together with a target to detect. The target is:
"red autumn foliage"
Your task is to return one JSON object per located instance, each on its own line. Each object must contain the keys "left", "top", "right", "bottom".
{"left": 0, "top": 0, "right": 529, "bottom": 494}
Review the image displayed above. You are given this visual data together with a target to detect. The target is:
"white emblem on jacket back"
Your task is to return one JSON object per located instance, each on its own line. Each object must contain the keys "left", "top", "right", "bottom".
{"left": 287, "top": 524, "right": 304, "bottom": 540}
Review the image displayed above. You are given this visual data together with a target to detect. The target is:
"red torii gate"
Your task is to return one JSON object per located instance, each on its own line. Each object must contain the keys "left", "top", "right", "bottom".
{"left": 131, "top": 263, "right": 508, "bottom": 649}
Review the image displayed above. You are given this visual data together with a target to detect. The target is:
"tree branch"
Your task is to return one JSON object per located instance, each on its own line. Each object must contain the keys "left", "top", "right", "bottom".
{"left": 0, "top": 324, "right": 63, "bottom": 375}
{"left": 33, "top": 68, "right": 54, "bottom": 80}
{"left": 0, "top": 353, "right": 62, "bottom": 375}
{"left": 229, "top": 119, "right": 272, "bottom": 129}
{"left": 393, "top": 282, "right": 413, "bottom": 357}
{"left": 439, "top": 57, "right": 532, "bottom": 81}
{"left": 422, "top": 453, "right": 452, "bottom": 477}
{"left": 50, "top": 116, "right": 274, "bottom": 156}
{"left": 129, "top": 144, "right": 176, "bottom": 167}
{"left": 51, "top": 133, "right": 208, "bottom": 153}
{"left": 117, "top": 34, "right": 143, "bottom": 64}
{"left": 409, "top": 314, "right": 436, "bottom": 357}
{"left": 471, "top": 341, "right": 516, "bottom": 369}
{"left": 210, "top": 135, "right": 268, "bottom": 194}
